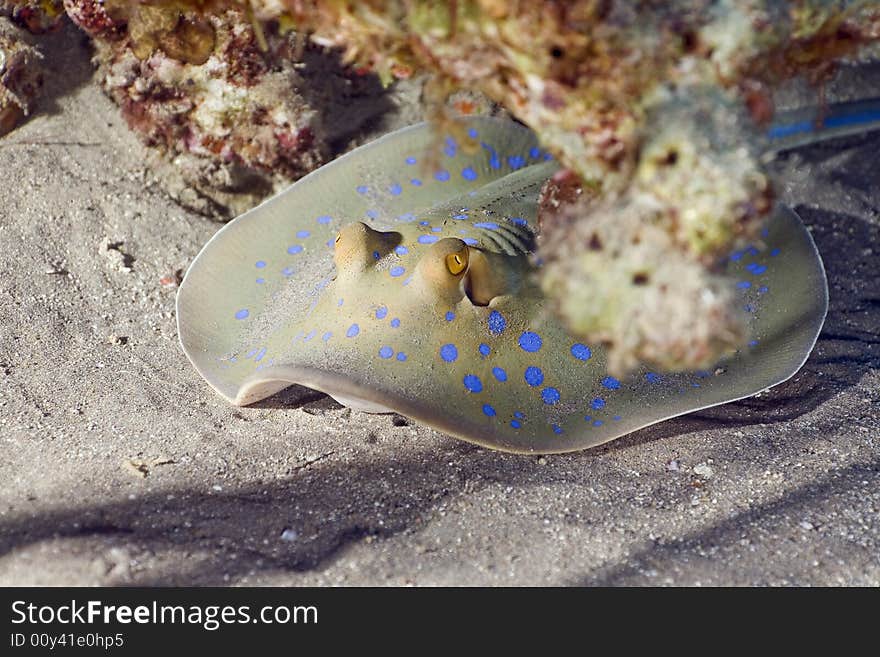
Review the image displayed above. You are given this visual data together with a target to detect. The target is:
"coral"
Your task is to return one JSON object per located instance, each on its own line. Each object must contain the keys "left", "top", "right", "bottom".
{"left": 1, "top": 0, "right": 65, "bottom": 34}
{"left": 0, "top": 15, "right": 43, "bottom": 136}
{"left": 63, "top": 1, "right": 390, "bottom": 217}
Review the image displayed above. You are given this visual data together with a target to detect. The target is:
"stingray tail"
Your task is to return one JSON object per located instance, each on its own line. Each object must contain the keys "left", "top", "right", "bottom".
{"left": 766, "top": 96, "right": 880, "bottom": 152}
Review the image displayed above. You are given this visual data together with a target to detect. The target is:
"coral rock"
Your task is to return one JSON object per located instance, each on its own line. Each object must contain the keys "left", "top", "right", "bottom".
{"left": 0, "top": 15, "right": 43, "bottom": 136}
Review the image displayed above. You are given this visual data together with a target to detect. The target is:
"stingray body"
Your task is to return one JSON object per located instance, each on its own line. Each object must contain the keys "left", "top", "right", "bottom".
{"left": 178, "top": 116, "right": 831, "bottom": 453}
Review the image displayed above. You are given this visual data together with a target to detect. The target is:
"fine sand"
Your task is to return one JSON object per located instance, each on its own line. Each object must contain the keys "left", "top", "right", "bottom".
{"left": 0, "top": 26, "right": 877, "bottom": 586}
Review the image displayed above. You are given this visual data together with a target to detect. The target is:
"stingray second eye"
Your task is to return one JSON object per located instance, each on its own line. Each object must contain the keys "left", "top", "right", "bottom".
{"left": 333, "top": 223, "right": 402, "bottom": 272}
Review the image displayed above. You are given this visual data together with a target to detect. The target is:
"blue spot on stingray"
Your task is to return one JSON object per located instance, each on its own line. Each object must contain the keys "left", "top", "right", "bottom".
{"left": 390, "top": 266, "right": 405, "bottom": 277}
{"left": 317, "top": 215, "right": 332, "bottom": 225}
{"left": 481, "top": 142, "right": 501, "bottom": 169}
{"left": 398, "top": 213, "right": 416, "bottom": 222}
{"left": 375, "top": 306, "right": 388, "bottom": 319}
{"left": 542, "top": 387, "right": 561, "bottom": 405}
{"left": 440, "top": 344, "right": 458, "bottom": 362}
{"left": 591, "top": 398, "right": 606, "bottom": 410}
{"left": 432, "top": 226, "right": 442, "bottom": 233}
{"left": 492, "top": 367, "right": 507, "bottom": 382}
{"left": 282, "top": 267, "right": 294, "bottom": 277}
{"left": 235, "top": 309, "right": 249, "bottom": 320}
{"left": 474, "top": 222, "right": 499, "bottom": 230}
{"left": 253, "top": 347, "right": 267, "bottom": 362}
{"left": 613, "top": 415, "right": 622, "bottom": 421}
{"left": 246, "top": 348, "right": 258, "bottom": 358}
{"left": 519, "top": 332, "right": 543, "bottom": 352}
{"left": 337, "top": 299, "right": 344, "bottom": 306}
{"left": 749, "top": 339, "right": 759, "bottom": 347}
{"left": 524, "top": 366, "right": 544, "bottom": 387}
{"left": 758, "top": 285, "right": 769, "bottom": 294}
{"left": 287, "top": 245, "right": 303, "bottom": 255}
{"left": 391, "top": 318, "right": 400, "bottom": 328}
{"left": 529, "top": 146, "right": 541, "bottom": 158}
{"left": 479, "top": 343, "right": 491, "bottom": 358}
{"left": 395, "top": 245, "right": 409, "bottom": 255}
{"left": 452, "top": 213, "right": 469, "bottom": 220}
{"left": 256, "top": 277, "right": 265, "bottom": 284}
{"left": 482, "top": 404, "right": 496, "bottom": 417}
{"left": 296, "top": 230, "right": 311, "bottom": 238}
{"left": 346, "top": 324, "right": 360, "bottom": 338}
{"left": 379, "top": 346, "right": 393, "bottom": 359}
{"left": 372, "top": 250, "right": 380, "bottom": 260}
{"left": 510, "top": 217, "right": 527, "bottom": 227}
{"left": 435, "top": 170, "right": 451, "bottom": 182}
{"left": 552, "top": 424, "right": 563, "bottom": 435}
{"left": 583, "top": 415, "right": 592, "bottom": 422}
{"left": 366, "top": 209, "right": 379, "bottom": 219}
{"left": 356, "top": 185, "right": 368, "bottom": 194}
{"left": 737, "top": 280, "right": 752, "bottom": 289}
{"left": 468, "top": 127, "right": 479, "bottom": 138}
{"left": 770, "top": 248, "right": 780, "bottom": 257}
{"left": 511, "top": 420, "right": 521, "bottom": 429}
{"left": 463, "top": 238, "right": 479, "bottom": 246}
{"left": 389, "top": 183, "right": 402, "bottom": 196}
{"left": 593, "top": 419, "right": 603, "bottom": 427}
{"left": 406, "top": 156, "right": 417, "bottom": 165}
{"left": 445, "top": 311, "right": 455, "bottom": 321}
{"left": 462, "top": 166, "right": 478, "bottom": 181}
{"left": 463, "top": 374, "right": 483, "bottom": 393}
{"left": 418, "top": 235, "right": 439, "bottom": 244}
{"left": 571, "top": 343, "right": 592, "bottom": 360}
{"left": 645, "top": 372, "right": 661, "bottom": 383}
{"left": 411, "top": 178, "right": 422, "bottom": 186}
{"left": 397, "top": 352, "right": 407, "bottom": 361}
{"left": 747, "top": 263, "right": 768, "bottom": 275}
{"left": 747, "top": 246, "right": 759, "bottom": 256}
{"left": 444, "top": 136, "right": 457, "bottom": 157}
{"left": 508, "top": 155, "right": 525, "bottom": 169}
{"left": 488, "top": 310, "right": 506, "bottom": 335}
{"left": 730, "top": 250, "right": 744, "bottom": 262}
{"left": 514, "top": 411, "right": 524, "bottom": 419}
{"left": 255, "top": 261, "right": 266, "bottom": 268}
{"left": 544, "top": 153, "right": 553, "bottom": 161}
{"left": 419, "top": 220, "right": 430, "bottom": 226}
{"left": 303, "top": 330, "right": 316, "bottom": 342}
{"left": 322, "top": 331, "right": 332, "bottom": 342}
{"left": 602, "top": 376, "right": 621, "bottom": 390}
{"left": 402, "top": 276, "right": 413, "bottom": 286}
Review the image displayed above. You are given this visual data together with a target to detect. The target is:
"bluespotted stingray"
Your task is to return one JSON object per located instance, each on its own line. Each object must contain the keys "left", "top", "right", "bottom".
{"left": 177, "top": 116, "right": 829, "bottom": 454}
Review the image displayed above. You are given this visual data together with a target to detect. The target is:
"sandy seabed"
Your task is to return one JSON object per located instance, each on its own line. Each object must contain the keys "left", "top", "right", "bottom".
{"left": 0, "top": 27, "right": 878, "bottom": 586}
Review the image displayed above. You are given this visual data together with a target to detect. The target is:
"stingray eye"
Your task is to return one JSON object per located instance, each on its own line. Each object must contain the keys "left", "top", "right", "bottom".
{"left": 445, "top": 247, "right": 469, "bottom": 276}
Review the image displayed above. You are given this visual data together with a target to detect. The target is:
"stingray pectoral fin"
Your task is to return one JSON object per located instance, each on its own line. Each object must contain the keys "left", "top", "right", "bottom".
{"left": 236, "top": 365, "right": 393, "bottom": 413}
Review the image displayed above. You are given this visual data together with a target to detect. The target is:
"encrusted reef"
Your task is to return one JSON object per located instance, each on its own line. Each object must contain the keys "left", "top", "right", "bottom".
{"left": 61, "top": 1, "right": 396, "bottom": 217}
{"left": 0, "top": 13, "right": 44, "bottom": 136}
